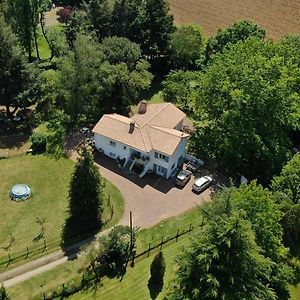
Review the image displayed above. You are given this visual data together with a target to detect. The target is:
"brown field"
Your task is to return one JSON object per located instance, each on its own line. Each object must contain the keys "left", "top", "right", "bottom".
{"left": 168, "top": 0, "right": 300, "bottom": 40}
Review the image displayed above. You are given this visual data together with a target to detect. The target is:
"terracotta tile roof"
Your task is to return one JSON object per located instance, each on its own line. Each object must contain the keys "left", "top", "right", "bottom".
{"left": 92, "top": 103, "right": 189, "bottom": 155}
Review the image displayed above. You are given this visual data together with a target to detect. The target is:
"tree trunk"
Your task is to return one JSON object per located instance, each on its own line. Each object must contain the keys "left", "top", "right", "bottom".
{"left": 33, "top": 26, "right": 40, "bottom": 60}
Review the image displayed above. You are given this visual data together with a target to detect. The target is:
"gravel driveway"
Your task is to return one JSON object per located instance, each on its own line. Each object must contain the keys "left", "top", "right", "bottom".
{"left": 95, "top": 153, "right": 216, "bottom": 228}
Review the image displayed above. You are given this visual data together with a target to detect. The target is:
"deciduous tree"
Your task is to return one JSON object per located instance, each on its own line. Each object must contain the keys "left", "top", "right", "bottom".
{"left": 272, "top": 153, "right": 300, "bottom": 204}
{"left": 169, "top": 24, "right": 206, "bottom": 70}
{"left": 205, "top": 20, "right": 265, "bottom": 62}
{"left": 190, "top": 38, "right": 300, "bottom": 182}
{"left": 0, "top": 15, "right": 31, "bottom": 116}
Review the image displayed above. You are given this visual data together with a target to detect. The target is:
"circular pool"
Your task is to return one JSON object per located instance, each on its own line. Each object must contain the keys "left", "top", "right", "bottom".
{"left": 10, "top": 184, "right": 31, "bottom": 201}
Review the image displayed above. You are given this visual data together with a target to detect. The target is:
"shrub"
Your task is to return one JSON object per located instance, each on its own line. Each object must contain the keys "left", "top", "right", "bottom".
{"left": 30, "top": 132, "right": 47, "bottom": 153}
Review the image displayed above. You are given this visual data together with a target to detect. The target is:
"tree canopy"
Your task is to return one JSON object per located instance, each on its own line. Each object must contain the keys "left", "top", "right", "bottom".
{"left": 168, "top": 182, "right": 293, "bottom": 300}
{"left": 169, "top": 24, "right": 205, "bottom": 70}
{"left": 0, "top": 15, "right": 31, "bottom": 115}
{"left": 168, "top": 211, "right": 276, "bottom": 300}
{"left": 190, "top": 38, "right": 300, "bottom": 182}
{"left": 62, "top": 146, "right": 103, "bottom": 242}
{"left": 205, "top": 20, "right": 265, "bottom": 62}
{"left": 272, "top": 153, "right": 300, "bottom": 204}
{"left": 57, "top": 33, "right": 152, "bottom": 124}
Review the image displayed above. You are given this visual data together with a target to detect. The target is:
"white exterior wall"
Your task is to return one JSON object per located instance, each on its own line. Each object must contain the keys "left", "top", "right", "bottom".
{"left": 94, "top": 133, "right": 130, "bottom": 160}
{"left": 144, "top": 137, "right": 188, "bottom": 178}
{"left": 94, "top": 132, "right": 188, "bottom": 179}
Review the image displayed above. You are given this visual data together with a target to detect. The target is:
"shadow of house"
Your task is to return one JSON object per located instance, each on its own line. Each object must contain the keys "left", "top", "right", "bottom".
{"left": 94, "top": 152, "right": 174, "bottom": 194}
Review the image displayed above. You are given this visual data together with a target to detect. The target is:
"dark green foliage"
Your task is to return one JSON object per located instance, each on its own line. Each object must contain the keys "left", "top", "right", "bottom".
{"left": 168, "top": 211, "right": 276, "bottom": 300}
{"left": 190, "top": 38, "right": 300, "bottom": 183}
{"left": 148, "top": 251, "right": 165, "bottom": 299}
{"left": 85, "top": 0, "right": 112, "bottom": 41}
{"left": 204, "top": 182, "right": 293, "bottom": 299}
{"left": 46, "top": 27, "right": 69, "bottom": 58}
{"left": 206, "top": 20, "right": 265, "bottom": 62}
{"left": 169, "top": 24, "right": 206, "bottom": 70}
{"left": 167, "top": 183, "right": 293, "bottom": 300}
{"left": 62, "top": 146, "right": 103, "bottom": 243}
{"left": 143, "top": 0, "right": 174, "bottom": 60}
{"left": 86, "top": 225, "right": 135, "bottom": 279}
{"left": 272, "top": 153, "right": 300, "bottom": 204}
{"left": 0, "top": 285, "right": 9, "bottom": 300}
{"left": 58, "top": 33, "right": 152, "bottom": 124}
{"left": 0, "top": 15, "right": 30, "bottom": 116}
{"left": 101, "top": 36, "right": 142, "bottom": 70}
{"left": 30, "top": 132, "right": 47, "bottom": 153}
{"left": 85, "top": 0, "right": 174, "bottom": 65}
{"left": 281, "top": 203, "right": 300, "bottom": 253}
{"left": 162, "top": 70, "right": 201, "bottom": 114}
{"left": 7, "top": 0, "right": 45, "bottom": 61}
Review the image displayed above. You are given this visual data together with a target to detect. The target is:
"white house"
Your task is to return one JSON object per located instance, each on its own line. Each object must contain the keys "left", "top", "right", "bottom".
{"left": 92, "top": 101, "right": 190, "bottom": 178}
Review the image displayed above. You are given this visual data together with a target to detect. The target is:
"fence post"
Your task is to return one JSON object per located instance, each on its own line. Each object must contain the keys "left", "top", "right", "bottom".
{"left": 43, "top": 239, "right": 47, "bottom": 252}
{"left": 25, "top": 246, "right": 30, "bottom": 259}
{"left": 176, "top": 229, "right": 180, "bottom": 242}
{"left": 147, "top": 243, "right": 151, "bottom": 257}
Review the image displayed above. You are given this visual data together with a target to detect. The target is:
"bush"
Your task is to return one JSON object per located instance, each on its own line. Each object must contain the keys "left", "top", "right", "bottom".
{"left": 30, "top": 132, "right": 47, "bottom": 153}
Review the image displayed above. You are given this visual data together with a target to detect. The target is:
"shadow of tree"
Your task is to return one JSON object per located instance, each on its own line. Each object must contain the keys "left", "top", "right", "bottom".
{"left": 148, "top": 277, "right": 164, "bottom": 299}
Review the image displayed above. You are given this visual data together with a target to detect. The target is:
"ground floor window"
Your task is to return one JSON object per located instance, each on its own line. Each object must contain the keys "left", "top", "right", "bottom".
{"left": 154, "top": 164, "right": 168, "bottom": 178}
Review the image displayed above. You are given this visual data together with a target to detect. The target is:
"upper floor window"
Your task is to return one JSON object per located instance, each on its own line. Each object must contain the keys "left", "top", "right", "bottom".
{"left": 110, "top": 140, "right": 116, "bottom": 147}
{"left": 154, "top": 151, "right": 169, "bottom": 162}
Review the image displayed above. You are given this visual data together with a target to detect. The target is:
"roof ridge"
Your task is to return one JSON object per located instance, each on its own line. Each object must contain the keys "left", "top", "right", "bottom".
{"left": 140, "top": 103, "right": 171, "bottom": 128}
{"left": 142, "top": 126, "right": 153, "bottom": 152}
{"left": 149, "top": 125, "right": 187, "bottom": 137}
{"left": 106, "top": 114, "right": 139, "bottom": 128}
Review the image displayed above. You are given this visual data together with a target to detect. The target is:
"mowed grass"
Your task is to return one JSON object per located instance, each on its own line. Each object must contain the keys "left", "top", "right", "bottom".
{"left": 0, "top": 155, "right": 73, "bottom": 259}
{"left": 290, "top": 283, "right": 300, "bottom": 300}
{"left": 71, "top": 236, "right": 190, "bottom": 300}
{"left": 0, "top": 155, "right": 124, "bottom": 270}
{"left": 8, "top": 207, "right": 203, "bottom": 299}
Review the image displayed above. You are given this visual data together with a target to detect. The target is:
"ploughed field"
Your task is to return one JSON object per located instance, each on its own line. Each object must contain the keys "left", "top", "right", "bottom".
{"left": 168, "top": 0, "right": 300, "bottom": 40}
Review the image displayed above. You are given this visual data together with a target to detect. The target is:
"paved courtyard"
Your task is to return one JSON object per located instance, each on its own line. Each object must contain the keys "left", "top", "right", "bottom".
{"left": 95, "top": 153, "right": 221, "bottom": 228}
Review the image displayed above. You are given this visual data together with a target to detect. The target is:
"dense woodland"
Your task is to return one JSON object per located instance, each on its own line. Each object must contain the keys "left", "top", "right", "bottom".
{"left": 0, "top": 0, "right": 300, "bottom": 298}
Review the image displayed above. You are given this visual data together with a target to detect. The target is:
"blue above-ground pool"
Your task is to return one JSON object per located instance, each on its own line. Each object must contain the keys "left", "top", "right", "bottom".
{"left": 10, "top": 184, "right": 31, "bottom": 201}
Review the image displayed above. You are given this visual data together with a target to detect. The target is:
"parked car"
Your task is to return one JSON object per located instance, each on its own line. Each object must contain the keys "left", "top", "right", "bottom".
{"left": 192, "top": 176, "right": 213, "bottom": 193}
{"left": 175, "top": 170, "right": 192, "bottom": 187}
{"left": 186, "top": 160, "right": 201, "bottom": 173}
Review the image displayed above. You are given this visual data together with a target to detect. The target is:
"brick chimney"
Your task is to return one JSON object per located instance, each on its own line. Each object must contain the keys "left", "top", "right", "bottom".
{"left": 129, "top": 120, "right": 135, "bottom": 134}
{"left": 138, "top": 100, "right": 147, "bottom": 114}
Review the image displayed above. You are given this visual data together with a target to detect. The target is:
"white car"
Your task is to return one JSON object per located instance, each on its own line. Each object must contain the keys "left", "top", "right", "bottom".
{"left": 192, "top": 176, "right": 213, "bottom": 193}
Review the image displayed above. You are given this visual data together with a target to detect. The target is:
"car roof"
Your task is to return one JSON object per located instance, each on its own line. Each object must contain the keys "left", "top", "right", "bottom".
{"left": 194, "top": 176, "right": 212, "bottom": 186}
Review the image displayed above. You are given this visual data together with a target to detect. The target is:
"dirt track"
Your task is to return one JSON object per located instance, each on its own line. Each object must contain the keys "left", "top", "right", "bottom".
{"left": 168, "top": 0, "right": 300, "bottom": 40}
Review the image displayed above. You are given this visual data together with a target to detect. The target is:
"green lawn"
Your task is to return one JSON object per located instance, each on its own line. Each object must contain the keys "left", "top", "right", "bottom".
{"left": 0, "top": 155, "right": 124, "bottom": 271}
{"left": 71, "top": 236, "right": 190, "bottom": 300}
{"left": 8, "top": 207, "right": 203, "bottom": 299}
{"left": 290, "top": 283, "right": 300, "bottom": 300}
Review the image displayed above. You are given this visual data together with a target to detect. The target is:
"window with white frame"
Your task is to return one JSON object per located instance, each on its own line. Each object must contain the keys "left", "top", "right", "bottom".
{"left": 109, "top": 140, "right": 116, "bottom": 147}
{"left": 154, "top": 151, "right": 169, "bottom": 162}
